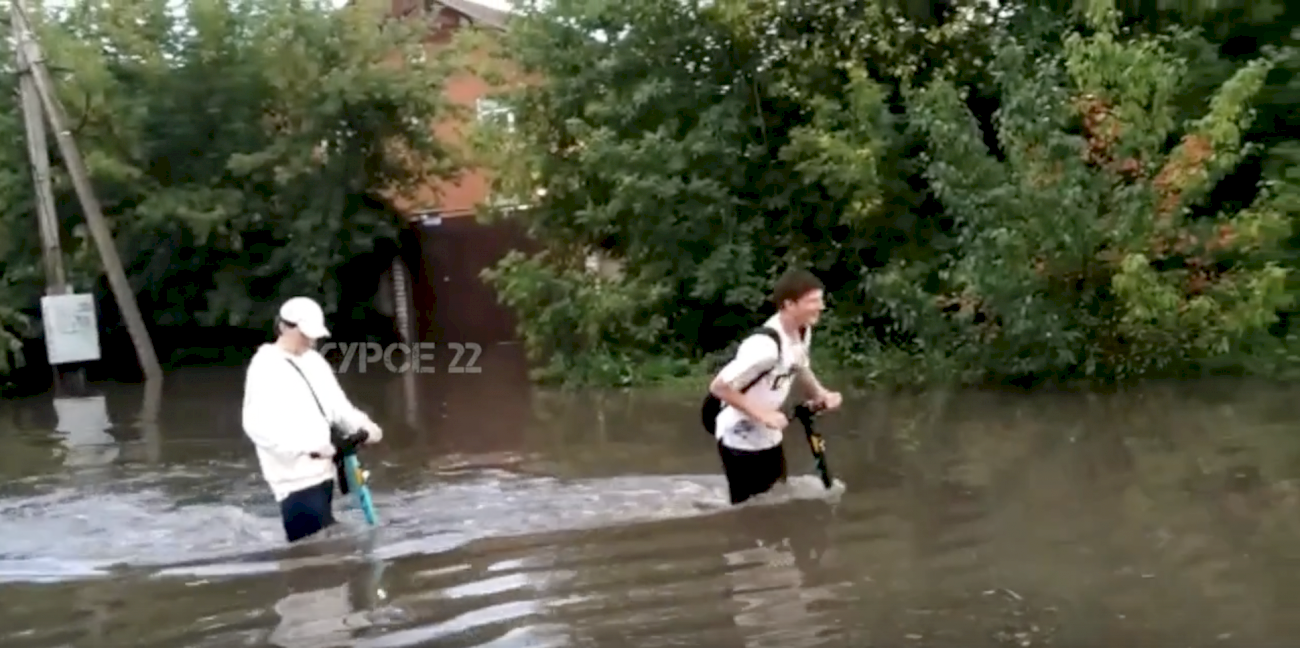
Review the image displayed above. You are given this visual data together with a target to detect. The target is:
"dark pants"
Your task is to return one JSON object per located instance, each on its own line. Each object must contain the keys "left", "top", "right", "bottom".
{"left": 279, "top": 479, "right": 336, "bottom": 543}
{"left": 717, "top": 441, "right": 788, "bottom": 505}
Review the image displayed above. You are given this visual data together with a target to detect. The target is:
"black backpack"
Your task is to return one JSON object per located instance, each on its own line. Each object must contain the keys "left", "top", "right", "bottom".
{"left": 700, "top": 327, "right": 783, "bottom": 436}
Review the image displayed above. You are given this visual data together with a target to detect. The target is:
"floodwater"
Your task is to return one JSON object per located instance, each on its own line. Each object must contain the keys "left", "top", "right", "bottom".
{"left": 4, "top": 345, "right": 1300, "bottom": 647}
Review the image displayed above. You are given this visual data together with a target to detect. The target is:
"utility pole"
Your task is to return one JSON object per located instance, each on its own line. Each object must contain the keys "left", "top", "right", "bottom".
{"left": 10, "top": 0, "right": 163, "bottom": 384}
{"left": 12, "top": 2, "right": 87, "bottom": 394}
{"left": 17, "top": 36, "right": 63, "bottom": 294}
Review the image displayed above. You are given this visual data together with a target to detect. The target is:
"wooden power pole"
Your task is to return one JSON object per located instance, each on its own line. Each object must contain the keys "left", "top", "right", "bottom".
{"left": 13, "top": 2, "right": 81, "bottom": 393}
{"left": 11, "top": 0, "right": 162, "bottom": 384}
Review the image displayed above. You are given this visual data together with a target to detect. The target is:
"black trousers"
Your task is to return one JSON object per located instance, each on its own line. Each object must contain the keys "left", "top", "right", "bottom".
{"left": 279, "top": 479, "right": 336, "bottom": 543}
{"left": 717, "top": 441, "right": 788, "bottom": 505}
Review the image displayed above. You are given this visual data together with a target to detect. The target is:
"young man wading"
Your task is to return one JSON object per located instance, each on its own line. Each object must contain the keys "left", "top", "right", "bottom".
{"left": 708, "top": 270, "right": 843, "bottom": 505}
{"left": 242, "top": 296, "right": 384, "bottom": 543}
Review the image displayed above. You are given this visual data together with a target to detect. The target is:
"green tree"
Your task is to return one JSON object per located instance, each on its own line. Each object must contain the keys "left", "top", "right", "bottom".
{"left": 1017, "top": 0, "right": 1300, "bottom": 309}
{"left": 478, "top": 0, "right": 1003, "bottom": 386}
{"left": 0, "top": 0, "right": 462, "bottom": 375}
{"left": 869, "top": 1, "right": 1295, "bottom": 382}
{"left": 481, "top": 0, "right": 1298, "bottom": 388}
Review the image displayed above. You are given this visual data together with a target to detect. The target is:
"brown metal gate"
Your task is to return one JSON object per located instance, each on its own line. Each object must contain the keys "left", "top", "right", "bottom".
{"left": 408, "top": 215, "right": 538, "bottom": 345}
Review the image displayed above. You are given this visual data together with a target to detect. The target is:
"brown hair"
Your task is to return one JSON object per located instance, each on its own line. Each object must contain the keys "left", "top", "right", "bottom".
{"left": 771, "top": 268, "right": 824, "bottom": 307}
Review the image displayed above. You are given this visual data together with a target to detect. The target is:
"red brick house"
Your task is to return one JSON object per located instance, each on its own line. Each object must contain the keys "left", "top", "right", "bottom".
{"left": 386, "top": 0, "right": 515, "bottom": 219}
{"left": 340, "top": 0, "right": 536, "bottom": 451}
{"left": 369, "top": 0, "right": 539, "bottom": 350}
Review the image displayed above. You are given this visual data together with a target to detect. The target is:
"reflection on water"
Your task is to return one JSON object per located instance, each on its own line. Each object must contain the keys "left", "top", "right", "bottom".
{"left": 3, "top": 346, "right": 1300, "bottom": 646}
{"left": 54, "top": 394, "right": 117, "bottom": 469}
{"left": 268, "top": 554, "right": 391, "bottom": 648}
{"left": 271, "top": 581, "right": 361, "bottom": 648}
{"left": 723, "top": 502, "right": 844, "bottom": 648}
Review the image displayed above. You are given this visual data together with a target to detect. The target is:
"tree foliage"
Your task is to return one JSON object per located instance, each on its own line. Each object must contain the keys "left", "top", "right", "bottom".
{"left": 0, "top": 0, "right": 461, "bottom": 372}
{"left": 480, "top": 0, "right": 999, "bottom": 384}
{"left": 873, "top": 4, "right": 1291, "bottom": 381}
{"left": 480, "top": 0, "right": 1300, "bottom": 388}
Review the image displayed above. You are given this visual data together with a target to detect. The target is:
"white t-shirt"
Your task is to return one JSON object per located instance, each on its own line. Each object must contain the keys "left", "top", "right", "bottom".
{"left": 241, "top": 343, "right": 378, "bottom": 501}
{"left": 713, "top": 314, "right": 811, "bottom": 451}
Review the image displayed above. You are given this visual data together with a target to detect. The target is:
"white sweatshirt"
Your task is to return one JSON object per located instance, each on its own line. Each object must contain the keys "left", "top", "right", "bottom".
{"left": 241, "top": 343, "right": 380, "bottom": 501}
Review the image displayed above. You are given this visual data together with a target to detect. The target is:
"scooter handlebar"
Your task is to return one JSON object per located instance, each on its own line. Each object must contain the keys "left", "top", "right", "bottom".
{"left": 331, "top": 430, "right": 370, "bottom": 457}
{"left": 791, "top": 402, "right": 826, "bottom": 426}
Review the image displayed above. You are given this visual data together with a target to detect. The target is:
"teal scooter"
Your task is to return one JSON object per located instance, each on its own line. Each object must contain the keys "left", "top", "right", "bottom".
{"left": 332, "top": 430, "right": 379, "bottom": 526}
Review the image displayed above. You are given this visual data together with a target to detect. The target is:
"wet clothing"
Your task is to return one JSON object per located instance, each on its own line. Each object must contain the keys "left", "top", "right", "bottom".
{"left": 710, "top": 314, "right": 810, "bottom": 503}
{"left": 717, "top": 441, "right": 788, "bottom": 505}
{"left": 279, "top": 478, "right": 337, "bottom": 543}
{"left": 712, "top": 314, "right": 811, "bottom": 452}
{"left": 241, "top": 343, "right": 378, "bottom": 503}
{"left": 243, "top": 342, "right": 382, "bottom": 544}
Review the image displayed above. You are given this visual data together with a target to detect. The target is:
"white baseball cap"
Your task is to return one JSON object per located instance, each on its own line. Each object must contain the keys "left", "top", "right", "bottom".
{"left": 278, "top": 296, "right": 331, "bottom": 339}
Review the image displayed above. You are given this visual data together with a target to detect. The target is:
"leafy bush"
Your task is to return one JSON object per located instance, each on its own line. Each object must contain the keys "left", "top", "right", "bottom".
{"left": 481, "top": 249, "right": 694, "bottom": 386}
{"left": 863, "top": 6, "right": 1294, "bottom": 383}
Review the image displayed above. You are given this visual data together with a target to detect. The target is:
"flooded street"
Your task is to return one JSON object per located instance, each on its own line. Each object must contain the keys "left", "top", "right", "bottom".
{"left": 5, "top": 347, "right": 1300, "bottom": 647}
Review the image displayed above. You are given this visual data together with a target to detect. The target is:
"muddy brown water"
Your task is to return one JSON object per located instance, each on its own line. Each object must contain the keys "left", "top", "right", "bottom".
{"left": 3, "top": 345, "right": 1300, "bottom": 647}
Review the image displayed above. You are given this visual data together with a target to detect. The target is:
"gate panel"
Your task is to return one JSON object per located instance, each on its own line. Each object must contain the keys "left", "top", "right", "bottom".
{"left": 408, "top": 215, "right": 539, "bottom": 345}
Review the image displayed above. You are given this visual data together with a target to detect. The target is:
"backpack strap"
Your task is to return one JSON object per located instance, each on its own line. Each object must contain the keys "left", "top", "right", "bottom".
{"left": 731, "top": 326, "right": 783, "bottom": 397}
{"left": 285, "top": 357, "right": 353, "bottom": 495}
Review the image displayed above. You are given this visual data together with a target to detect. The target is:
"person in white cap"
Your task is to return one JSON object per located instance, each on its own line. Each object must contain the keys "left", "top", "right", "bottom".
{"left": 241, "top": 296, "right": 384, "bottom": 543}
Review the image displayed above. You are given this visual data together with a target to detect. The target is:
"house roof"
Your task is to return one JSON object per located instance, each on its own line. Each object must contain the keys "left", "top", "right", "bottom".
{"left": 434, "top": 0, "right": 509, "bottom": 29}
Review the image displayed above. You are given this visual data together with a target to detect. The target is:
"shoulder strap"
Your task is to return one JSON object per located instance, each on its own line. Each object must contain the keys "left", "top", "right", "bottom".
{"left": 736, "top": 326, "right": 782, "bottom": 394}
{"left": 285, "top": 358, "right": 329, "bottom": 422}
{"left": 285, "top": 357, "right": 352, "bottom": 490}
